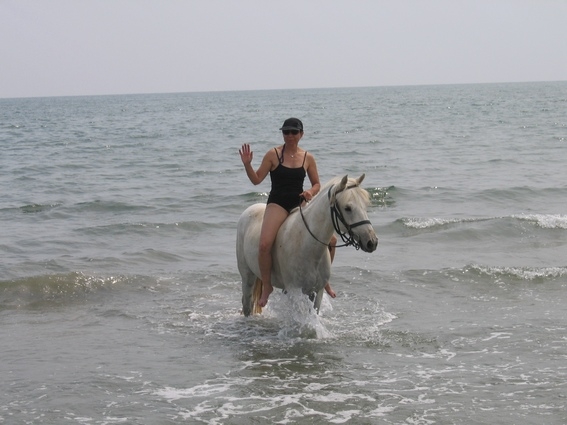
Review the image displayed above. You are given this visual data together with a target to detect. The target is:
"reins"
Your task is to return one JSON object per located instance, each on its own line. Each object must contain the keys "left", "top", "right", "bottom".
{"left": 299, "top": 184, "right": 371, "bottom": 250}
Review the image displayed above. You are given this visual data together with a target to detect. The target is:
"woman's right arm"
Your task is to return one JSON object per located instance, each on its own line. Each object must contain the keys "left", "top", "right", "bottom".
{"left": 239, "top": 144, "right": 273, "bottom": 185}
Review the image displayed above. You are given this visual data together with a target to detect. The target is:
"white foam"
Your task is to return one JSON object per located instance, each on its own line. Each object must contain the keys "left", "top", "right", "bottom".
{"left": 328, "top": 409, "right": 363, "bottom": 423}
{"left": 155, "top": 382, "right": 232, "bottom": 401}
{"left": 471, "top": 264, "right": 567, "bottom": 280}
{"left": 514, "top": 213, "right": 567, "bottom": 229}
{"left": 402, "top": 217, "right": 463, "bottom": 229}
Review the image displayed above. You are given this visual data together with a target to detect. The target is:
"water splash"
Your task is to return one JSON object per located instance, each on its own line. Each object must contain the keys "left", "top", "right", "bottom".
{"left": 263, "top": 289, "right": 333, "bottom": 339}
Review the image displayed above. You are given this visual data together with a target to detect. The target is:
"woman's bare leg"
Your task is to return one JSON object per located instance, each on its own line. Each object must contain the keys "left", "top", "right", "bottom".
{"left": 258, "top": 204, "right": 288, "bottom": 307}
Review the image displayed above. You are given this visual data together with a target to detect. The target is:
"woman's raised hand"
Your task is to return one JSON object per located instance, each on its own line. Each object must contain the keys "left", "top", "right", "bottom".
{"left": 239, "top": 144, "right": 253, "bottom": 165}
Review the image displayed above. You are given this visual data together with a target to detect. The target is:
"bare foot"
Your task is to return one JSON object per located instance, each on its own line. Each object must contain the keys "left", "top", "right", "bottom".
{"left": 324, "top": 283, "right": 336, "bottom": 298}
{"left": 258, "top": 283, "right": 274, "bottom": 307}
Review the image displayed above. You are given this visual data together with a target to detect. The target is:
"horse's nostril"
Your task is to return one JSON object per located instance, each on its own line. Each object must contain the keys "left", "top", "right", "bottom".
{"left": 367, "top": 239, "right": 377, "bottom": 251}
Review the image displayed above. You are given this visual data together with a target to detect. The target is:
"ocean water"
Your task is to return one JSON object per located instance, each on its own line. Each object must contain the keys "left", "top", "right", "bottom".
{"left": 1, "top": 82, "right": 567, "bottom": 424}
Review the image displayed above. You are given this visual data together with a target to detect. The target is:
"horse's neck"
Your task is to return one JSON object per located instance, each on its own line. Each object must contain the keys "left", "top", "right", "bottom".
{"left": 283, "top": 193, "right": 335, "bottom": 248}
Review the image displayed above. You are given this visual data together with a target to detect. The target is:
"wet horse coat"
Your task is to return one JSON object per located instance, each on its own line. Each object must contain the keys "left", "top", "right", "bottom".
{"left": 236, "top": 174, "right": 378, "bottom": 316}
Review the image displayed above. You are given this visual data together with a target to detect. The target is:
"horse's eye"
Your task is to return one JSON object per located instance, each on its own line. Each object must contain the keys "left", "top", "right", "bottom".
{"left": 345, "top": 206, "right": 352, "bottom": 212}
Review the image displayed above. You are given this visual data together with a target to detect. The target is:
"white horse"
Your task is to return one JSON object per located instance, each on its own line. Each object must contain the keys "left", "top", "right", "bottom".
{"left": 236, "top": 174, "right": 378, "bottom": 316}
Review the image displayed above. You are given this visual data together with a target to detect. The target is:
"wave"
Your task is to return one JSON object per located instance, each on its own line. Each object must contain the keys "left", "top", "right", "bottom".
{"left": 0, "top": 272, "right": 157, "bottom": 310}
{"left": 397, "top": 216, "right": 493, "bottom": 230}
{"left": 398, "top": 214, "right": 567, "bottom": 230}
{"left": 1, "top": 200, "right": 151, "bottom": 216}
{"left": 404, "top": 265, "right": 567, "bottom": 285}
{"left": 477, "top": 186, "right": 567, "bottom": 202}
{"left": 0, "top": 203, "right": 61, "bottom": 214}
{"left": 512, "top": 213, "right": 567, "bottom": 229}
{"left": 72, "top": 200, "right": 153, "bottom": 214}
{"left": 466, "top": 264, "right": 567, "bottom": 282}
{"left": 76, "top": 220, "right": 226, "bottom": 236}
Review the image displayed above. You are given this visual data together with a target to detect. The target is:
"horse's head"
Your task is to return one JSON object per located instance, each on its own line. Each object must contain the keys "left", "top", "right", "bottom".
{"left": 329, "top": 174, "right": 378, "bottom": 253}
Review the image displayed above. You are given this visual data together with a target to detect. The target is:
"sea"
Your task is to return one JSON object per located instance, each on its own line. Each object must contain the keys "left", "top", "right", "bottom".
{"left": 1, "top": 81, "right": 567, "bottom": 424}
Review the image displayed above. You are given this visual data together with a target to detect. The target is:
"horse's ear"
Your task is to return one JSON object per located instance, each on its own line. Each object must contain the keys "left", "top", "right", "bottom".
{"left": 330, "top": 175, "right": 349, "bottom": 204}
{"left": 338, "top": 175, "right": 348, "bottom": 192}
{"left": 356, "top": 173, "right": 365, "bottom": 186}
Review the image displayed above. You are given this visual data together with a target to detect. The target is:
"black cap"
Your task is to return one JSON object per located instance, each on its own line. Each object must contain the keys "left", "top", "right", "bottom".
{"left": 279, "top": 118, "right": 303, "bottom": 131}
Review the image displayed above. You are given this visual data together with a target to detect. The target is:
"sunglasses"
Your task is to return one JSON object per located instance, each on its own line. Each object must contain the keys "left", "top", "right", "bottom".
{"left": 282, "top": 129, "right": 300, "bottom": 135}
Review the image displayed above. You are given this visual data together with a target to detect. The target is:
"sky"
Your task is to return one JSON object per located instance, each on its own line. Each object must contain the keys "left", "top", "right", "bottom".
{"left": 1, "top": 0, "right": 566, "bottom": 98}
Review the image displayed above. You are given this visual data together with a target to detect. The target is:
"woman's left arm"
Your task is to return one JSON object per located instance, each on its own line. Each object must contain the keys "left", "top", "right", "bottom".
{"left": 302, "top": 153, "right": 321, "bottom": 201}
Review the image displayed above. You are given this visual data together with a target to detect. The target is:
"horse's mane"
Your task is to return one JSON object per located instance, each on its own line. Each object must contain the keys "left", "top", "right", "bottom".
{"left": 319, "top": 176, "right": 343, "bottom": 192}
{"left": 289, "top": 175, "right": 370, "bottom": 215}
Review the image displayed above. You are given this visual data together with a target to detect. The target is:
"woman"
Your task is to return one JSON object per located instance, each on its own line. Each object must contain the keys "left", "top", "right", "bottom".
{"left": 239, "top": 118, "right": 336, "bottom": 307}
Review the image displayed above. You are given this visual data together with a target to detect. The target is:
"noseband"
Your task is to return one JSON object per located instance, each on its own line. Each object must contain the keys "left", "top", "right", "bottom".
{"left": 299, "top": 184, "right": 371, "bottom": 250}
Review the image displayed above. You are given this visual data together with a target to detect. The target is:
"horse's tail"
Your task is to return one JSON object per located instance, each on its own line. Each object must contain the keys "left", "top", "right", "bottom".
{"left": 252, "top": 278, "right": 263, "bottom": 315}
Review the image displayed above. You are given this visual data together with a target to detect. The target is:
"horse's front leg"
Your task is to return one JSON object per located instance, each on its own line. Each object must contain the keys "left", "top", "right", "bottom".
{"left": 312, "top": 289, "right": 325, "bottom": 314}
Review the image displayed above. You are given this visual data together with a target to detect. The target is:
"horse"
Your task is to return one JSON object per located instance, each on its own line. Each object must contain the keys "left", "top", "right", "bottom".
{"left": 236, "top": 174, "right": 378, "bottom": 316}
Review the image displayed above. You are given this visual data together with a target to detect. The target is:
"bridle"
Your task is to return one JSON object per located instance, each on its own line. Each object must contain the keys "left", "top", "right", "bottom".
{"left": 299, "top": 184, "right": 371, "bottom": 250}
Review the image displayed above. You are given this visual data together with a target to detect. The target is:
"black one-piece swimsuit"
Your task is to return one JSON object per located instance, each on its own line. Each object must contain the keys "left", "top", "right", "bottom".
{"left": 267, "top": 147, "right": 307, "bottom": 213}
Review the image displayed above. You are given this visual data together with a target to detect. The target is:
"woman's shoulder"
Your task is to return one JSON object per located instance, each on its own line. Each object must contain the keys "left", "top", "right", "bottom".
{"left": 262, "top": 146, "right": 280, "bottom": 164}
{"left": 263, "top": 146, "right": 279, "bottom": 155}
{"left": 303, "top": 150, "right": 316, "bottom": 161}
